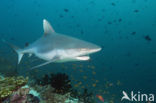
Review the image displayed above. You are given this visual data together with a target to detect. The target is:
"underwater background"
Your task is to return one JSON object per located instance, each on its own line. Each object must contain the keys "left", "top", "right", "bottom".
{"left": 0, "top": 0, "right": 156, "bottom": 103}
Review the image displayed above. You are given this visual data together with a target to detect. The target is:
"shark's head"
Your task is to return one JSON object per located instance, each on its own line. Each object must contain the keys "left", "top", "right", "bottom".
{"left": 73, "top": 42, "right": 102, "bottom": 56}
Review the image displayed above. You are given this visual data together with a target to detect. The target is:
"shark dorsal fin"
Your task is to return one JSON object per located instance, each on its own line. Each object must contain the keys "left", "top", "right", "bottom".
{"left": 43, "top": 19, "right": 55, "bottom": 36}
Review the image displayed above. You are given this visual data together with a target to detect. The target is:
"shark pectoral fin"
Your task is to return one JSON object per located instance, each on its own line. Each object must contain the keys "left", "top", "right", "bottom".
{"left": 75, "top": 56, "right": 90, "bottom": 61}
{"left": 43, "top": 19, "right": 55, "bottom": 35}
{"left": 30, "top": 56, "right": 60, "bottom": 70}
{"left": 30, "top": 60, "right": 55, "bottom": 70}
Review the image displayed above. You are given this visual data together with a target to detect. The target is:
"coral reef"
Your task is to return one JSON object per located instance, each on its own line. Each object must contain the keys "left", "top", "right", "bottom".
{"left": 32, "top": 85, "right": 78, "bottom": 103}
{"left": 36, "top": 74, "right": 50, "bottom": 86}
{"left": 34, "top": 72, "right": 97, "bottom": 103}
{"left": 26, "top": 94, "right": 40, "bottom": 103}
{"left": 0, "top": 72, "right": 96, "bottom": 103}
{"left": 0, "top": 68, "right": 97, "bottom": 103}
{"left": 0, "top": 76, "right": 28, "bottom": 102}
{"left": 2, "top": 87, "right": 40, "bottom": 103}
{"left": 36, "top": 73, "right": 72, "bottom": 95}
{"left": 79, "top": 89, "right": 95, "bottom": 103}
{"left": 71, "top": 88, "right": 95, "bottom": 103}
{"left": 9, "top": 88, "right": 29, "bottom": 103}
{"left": 50, "top": 73, "right": 72, "bottom": 94}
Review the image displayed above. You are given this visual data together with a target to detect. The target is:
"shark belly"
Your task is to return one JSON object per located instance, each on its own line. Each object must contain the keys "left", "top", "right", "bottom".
{"left": 35, "top": 51, "right": 56, "bottom": 61}
{"left": 55, "top": 56, "right": 90, "bottom": 63}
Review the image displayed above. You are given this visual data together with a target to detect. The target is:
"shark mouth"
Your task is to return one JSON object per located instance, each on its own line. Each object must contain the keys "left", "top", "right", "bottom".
{"left": 75, "top": 56, "right": 90, "bottom": 61}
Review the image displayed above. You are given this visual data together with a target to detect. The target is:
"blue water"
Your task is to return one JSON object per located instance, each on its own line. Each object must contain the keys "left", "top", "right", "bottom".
{"left": 0, "top": 0, "right": 156, "bottom": 102}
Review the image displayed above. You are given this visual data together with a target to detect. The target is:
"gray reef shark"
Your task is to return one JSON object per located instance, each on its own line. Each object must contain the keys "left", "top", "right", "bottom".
{"left": 8, "top": 19, "right": 101, "bottom": 69}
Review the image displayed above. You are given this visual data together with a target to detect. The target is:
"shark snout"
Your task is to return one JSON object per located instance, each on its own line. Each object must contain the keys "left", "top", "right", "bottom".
{"left": 89, "top": 46, "right": 101, "bottom": 53}
{"left": 79, "top": 45, "right": 101, "bottom": 55}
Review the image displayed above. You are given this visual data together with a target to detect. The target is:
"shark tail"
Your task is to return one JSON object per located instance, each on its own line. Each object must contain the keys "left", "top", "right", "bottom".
{"left": 12, "top": 45, "right": 24, "bottom": 64}
{"left": 2, "top": 39, "right": 24, "bottom": 64}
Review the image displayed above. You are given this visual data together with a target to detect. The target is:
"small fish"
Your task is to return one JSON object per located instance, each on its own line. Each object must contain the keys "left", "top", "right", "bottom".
{"left": 144, "top": 35, "right": 152, "bottom": 41}
{"left": 134, "top": 9, "right": 139, "bottom": 13}
{"left": 109, "top": 100, "right": 114, "bottom": 103}
{"left": 78, "top": 82, "right": 82, "bottom": 85}
{"left": 96, "top": 95, "right": 104, "bottom": 102}
{"left": 59, "top": 14, "right": 64, "bottom": 18}
{"left": 111, "top": 2, "right": 116, "bottom": 6}
{"left": 95, "top": 80, "right": 99, "bottom": 83}
{"left": 109, "top": 83, "right": 113, "bottom": 87}
{"left": 83, "top": 76, "right": 87, "bottom": 79}
{"left": 117, "top": 80, "right": 121, "bottom": 86}
{"left": 103, "top": 91, "right": 107, "bottom": 94}
{"left": 92, "top": 71, "right": 96, "bottom": 75}
{"left": 108, "top": 21, "right": 112, "bottom": 24}
{"left": 74, "top": 84, "right": 79, "bottom": 88}
{"left": 10, "top": 37, "right": 15, "bottom": 41}
{"left": 79, "top": 64, "right": 83, "bottom": 68}
{"left": 81, "top": 86, "right": 85, "bottom": 88}
{"left": 118, "top": 18, "right": 122, "bottom": 22}
{"left": 64, "top": 8, "right": 69, "bottom": 12}
{"left": 131, "top": 31, "right": 136, "bottom": 35}
{"left": 90, "top": 65, "right": 95, "bottom": 69}
{"left": 25, "top": 42, "right": 29, "bottom": 47}
{"left": 92, "top": 83, "right": 96, "bottom": 87}
{"left": 87, "top": 65, "right": 91, "bottom": 68}
{"left": 79, "top": 69, "right": 84, "bottom": 72}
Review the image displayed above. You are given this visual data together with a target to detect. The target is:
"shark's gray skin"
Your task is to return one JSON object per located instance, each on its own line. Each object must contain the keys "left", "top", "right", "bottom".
{"left": 11, "top": 19, "right": 101, "bottom": 69}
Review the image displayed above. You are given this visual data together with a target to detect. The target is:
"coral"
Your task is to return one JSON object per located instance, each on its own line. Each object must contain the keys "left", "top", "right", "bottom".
{"left": 10, "top": 88, "right": 29, "bottom": 103}
{"left": 70, "top": 89, "right": 80, "bottom": 98}
{"left": 26, "top": 94, "right": 40, "bottom": 103}
{"left": 36, "top": 73, "right": 72, "bottom": 95}
{"left": 33, "top": 72, "right": 95, "bottom": 103}
{"left": 0, "top": 74, "right": 4, "bottom": 80}
{"left": 33, "top": 85, "right": 78, "bottom": 103}
{"left": 22, "top": 85, "right": 40, "bottom": 97}
{"left": 0, "top": 76, "right": 28, "bottom": 102}
{"left": 71, "top": 88, "right": 95, "bottom": 103}
{"left": 36, "top": 74, "right": 50, "bottom": 86}
{"left": 33, "top": 85, "right": 67, "bottom": 103}
{"left": 79, "top": 89, "right": 94, "bottom": 103}
{"left": 65, "top": 97, "right": 79, "bottom": 103}
{"left": 3, "top": 87, "right": 40, "bottom": 103}
{"left": 50, "top": 73, "right": 72, "bottom": 94}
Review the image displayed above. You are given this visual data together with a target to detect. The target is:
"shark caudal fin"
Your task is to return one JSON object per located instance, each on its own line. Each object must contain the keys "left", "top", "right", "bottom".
{"left": 2, "top": 39, "right": 24, "bottom": 64}
{"left": 12, "top": 45, "right": 24, "bottom": 64}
